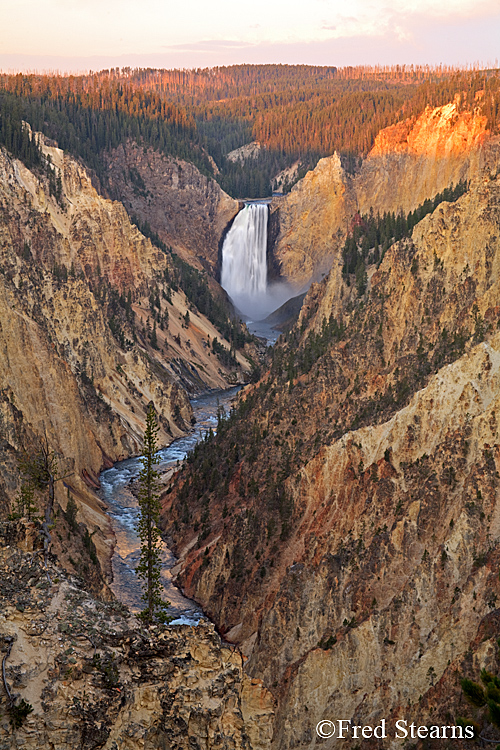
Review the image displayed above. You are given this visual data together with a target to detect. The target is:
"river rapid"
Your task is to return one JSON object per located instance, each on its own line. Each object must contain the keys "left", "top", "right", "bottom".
{"left": 99, "top": 386, "right": 241, "bottom": 625}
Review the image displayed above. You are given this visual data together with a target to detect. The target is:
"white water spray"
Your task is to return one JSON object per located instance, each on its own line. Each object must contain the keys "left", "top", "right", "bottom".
{"left": 221, "top": 201, "right": 297, "bottom": 321}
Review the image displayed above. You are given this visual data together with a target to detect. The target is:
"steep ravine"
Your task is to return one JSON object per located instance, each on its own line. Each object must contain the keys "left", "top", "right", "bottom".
{"left": 0, "top": 135, "right": 251, "bottom": 582}
{"left": 102, "top": 387, "right": 239, "bottom": 620}
{"left": 0, "top": 130, "right": 280, "bottom": 748}
{"left": 105, "top": 141, "right": 240, "bottom": 274}
{"left": 164, "top": 136, "right": 500, "bottom": 748}
{"left": 2, "top": 108, "right": 500, "bottom": 750}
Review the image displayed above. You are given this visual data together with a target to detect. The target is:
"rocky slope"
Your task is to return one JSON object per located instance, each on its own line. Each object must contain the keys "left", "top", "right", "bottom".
{"left": 0, "top": 135, "right": 251, "bottom": 577}
{"left": 0, "top": 521, "right": 274, "bottom": 750}
{"left": 270, "top": 101, "right": 489, "bottom": 288}
{"left": 226, "top": 142, "right": 262, "bottom": 164}
{"left": 268, "top": 152, "right": 355, "bottom": 289}
{"left": 164, "top": 135, "right": 500, "bottom": 747}
{"left": 105, "top": 141, "right": 239, "bottom": 273}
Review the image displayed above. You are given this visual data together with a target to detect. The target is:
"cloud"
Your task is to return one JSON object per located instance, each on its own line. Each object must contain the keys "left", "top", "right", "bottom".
{"left": 1, "top": 0, "right": 500, "bottom": 72}
{"left": 319, "top": 14, "right": 367, "bottom": 36}
{"left": 315, "top": 0, "right": 500, "bottom": 52}
{"left": 370, "top": 0, "right": 500, "bottom": 23}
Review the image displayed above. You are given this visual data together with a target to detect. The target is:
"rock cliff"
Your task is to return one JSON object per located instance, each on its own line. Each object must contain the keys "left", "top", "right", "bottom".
{"left": 270, "top": 102, "right": 489, "bottom": 288}
{"left": 268, "top": 153, "right": 355, "bottom": 288}
{"left": 355, "top": 100, "right": 488, "bottom": 217}
{"left": 165, "top": 135, "right": 500, "bottom": 747}
{"left": 0, "top": 136, "right": 250, "bottom": 577}
{"left": 105, "top": 141, "right": 239, "bottom": 273}
{"left": 0, "top": 523, "right": 274, "bottom": 749}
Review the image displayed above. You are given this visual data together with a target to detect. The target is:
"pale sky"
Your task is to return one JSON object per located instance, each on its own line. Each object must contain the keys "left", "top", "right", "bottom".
{"left": 0, "top": 0, "right": 499, "bottom": 72}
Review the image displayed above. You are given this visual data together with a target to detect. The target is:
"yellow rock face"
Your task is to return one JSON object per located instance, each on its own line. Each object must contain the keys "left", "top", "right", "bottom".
{"left": 0, "top": 137, "right": 248, "bottom": 567}
{"left": 0, "top": 540, "right": 274, "bottom": 749}
{"left": 271, "top": 102, "right": 489, "bottom": 287}
{"left": 356, "top": 102, "right": 488, "bottom": 217}
{"left": 269, "top": 153, "right": 355, "bottom": 288}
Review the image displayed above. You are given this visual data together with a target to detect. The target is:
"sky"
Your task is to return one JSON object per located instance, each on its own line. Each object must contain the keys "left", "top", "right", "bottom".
{"left": 0, "top": 0, "right": 499, "bottom": 72}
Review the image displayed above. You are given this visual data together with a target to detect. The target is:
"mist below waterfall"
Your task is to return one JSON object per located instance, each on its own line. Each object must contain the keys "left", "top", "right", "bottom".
{"left": 221, "top": 202, "right": 294, "bottom": 321}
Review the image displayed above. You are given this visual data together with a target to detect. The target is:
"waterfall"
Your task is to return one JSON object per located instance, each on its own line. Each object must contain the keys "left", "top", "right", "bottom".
{"left": 221, "top": 203, "right": 269, "bottom": 319}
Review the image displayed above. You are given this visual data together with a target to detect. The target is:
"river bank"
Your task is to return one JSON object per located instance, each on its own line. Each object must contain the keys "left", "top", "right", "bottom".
{"left": 99, "top": 386, "right": 241, "bottom": 624}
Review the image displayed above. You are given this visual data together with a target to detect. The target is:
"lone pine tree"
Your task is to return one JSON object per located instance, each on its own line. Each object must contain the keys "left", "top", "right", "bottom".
{"left": 136, "top": 402, "right": 170, "bottom": 624}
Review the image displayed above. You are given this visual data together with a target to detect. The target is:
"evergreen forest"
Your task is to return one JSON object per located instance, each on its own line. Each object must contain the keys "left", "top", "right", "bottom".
{"left": 1, "top": 64, "right": 500, "bottom": 197}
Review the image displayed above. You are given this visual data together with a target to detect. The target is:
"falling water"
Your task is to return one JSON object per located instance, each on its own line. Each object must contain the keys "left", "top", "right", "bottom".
{"left": 221, "top": 203, "right": 270, "bottom": 319}
{"left": 221, "top": 201, "right": 299, "bottom": 324}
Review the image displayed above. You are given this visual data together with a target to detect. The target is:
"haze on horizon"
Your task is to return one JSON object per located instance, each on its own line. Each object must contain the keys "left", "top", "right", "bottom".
{"left": 0, "top": 0, "right": 499, "bottom": 73}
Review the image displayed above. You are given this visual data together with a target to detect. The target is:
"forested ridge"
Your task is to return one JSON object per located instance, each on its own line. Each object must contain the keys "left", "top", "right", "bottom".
{"left": 1, "top": 64, "right": 500, "bottom": 197}
{"left": 0, "top": 86, "right": 213, "bottom": 181}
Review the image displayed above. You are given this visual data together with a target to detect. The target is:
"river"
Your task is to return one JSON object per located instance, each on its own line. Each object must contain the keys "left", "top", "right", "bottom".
{"left": 99, "top": 386, "right": 241, "bottom": 625}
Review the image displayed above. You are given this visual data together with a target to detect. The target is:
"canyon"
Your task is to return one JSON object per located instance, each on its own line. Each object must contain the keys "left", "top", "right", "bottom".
{"left": 1, "top": 96, "right": 500, "bottom": 750}
{"left": 163, "top": 121, "right": 500, "bottom": 747}
{"left": 0, "top": 132, "right": 251, "bottom": 579}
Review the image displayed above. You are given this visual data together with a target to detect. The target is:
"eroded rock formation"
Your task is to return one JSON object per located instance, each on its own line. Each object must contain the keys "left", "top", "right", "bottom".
{"left": 164, "top": 135, "right": 500, "bottom": 748}
{"left": 0, "top": 523, "right": 274, "bottom": 749}
{"left": 2, "top": 104, "right": 500, "bottom": 750}
{"left": 105, "top": 141, "right": 239, "bottom": 273}
{"left": 270, "top": 102, "right": 489, "bottom": 288}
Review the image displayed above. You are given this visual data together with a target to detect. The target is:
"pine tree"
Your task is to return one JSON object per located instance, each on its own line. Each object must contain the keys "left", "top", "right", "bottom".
{"left": 458, "top": 651, "right": 500, "bottom": 740}
{"left": 150, "top": 320, "right": 158, "bottom": 349}
{"left": 136, "top": 403, "right": 170, "bottom": 624}
{"left": 18, "top": 433, "right": 72, "bottom": 580}
{"left": 13, "top": 481, "right": 38, "bottom": 520}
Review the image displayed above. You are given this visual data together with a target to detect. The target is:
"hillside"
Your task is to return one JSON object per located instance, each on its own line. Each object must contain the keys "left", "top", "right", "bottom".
{"left": 0, "top": 132, "right": 252, "bottom": 582}
{"left": 163, "top": 131, "right": 500, "bottom": 748}
{"left": 0, "top": 522, "right": 274, "bottom": 749}
{"left": 104, "top": 140, "right": 239, "bottom": 273}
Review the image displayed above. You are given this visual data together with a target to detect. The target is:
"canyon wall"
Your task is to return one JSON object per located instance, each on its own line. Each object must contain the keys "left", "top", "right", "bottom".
{"left": 0, "top": 137, "right": 250, "bottom": 573}
{"left": 165, "top": 136, "right": 500, "bottom": 748}
{"left": 269, "top": 153, "right": 355, "bottom": 289}
{"left": 0, "top": 528, "right": 274, "bottom": 750}
{"left": 105, "top": 141, "right": 240, "bottom": 273}
{"left": 270, "top": 102, "right": 489, "bottom": 288}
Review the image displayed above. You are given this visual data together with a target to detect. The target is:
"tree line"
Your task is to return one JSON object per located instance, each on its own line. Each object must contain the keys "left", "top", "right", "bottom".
{"left": 1, "top": 66, "right": 499, "bottom": 199}
{"left": 0, "top": 88, "right": 212, "bottom": 183}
